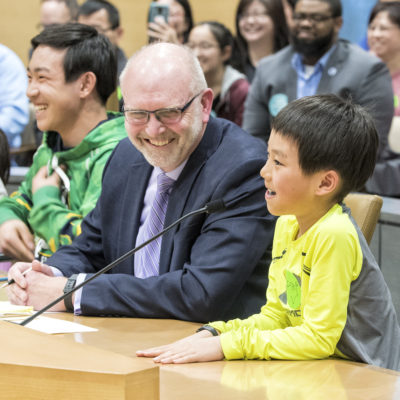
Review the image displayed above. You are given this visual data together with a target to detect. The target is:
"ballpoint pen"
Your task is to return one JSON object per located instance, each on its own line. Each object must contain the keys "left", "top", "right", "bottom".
{"left": 0, "top": 266, "right": 32, "bottom": 289}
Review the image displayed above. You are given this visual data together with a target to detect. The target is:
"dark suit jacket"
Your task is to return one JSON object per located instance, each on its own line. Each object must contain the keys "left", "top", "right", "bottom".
{"left": 48, "top": 117, "right": 276, "bottom": 322}
{"left": 243, "top": 40, "right": 394, "bottom": 162}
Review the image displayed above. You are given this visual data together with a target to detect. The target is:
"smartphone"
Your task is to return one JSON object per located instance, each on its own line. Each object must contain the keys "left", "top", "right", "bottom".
{"left": 148, "top": 2, "right": 169, "bottom": 24}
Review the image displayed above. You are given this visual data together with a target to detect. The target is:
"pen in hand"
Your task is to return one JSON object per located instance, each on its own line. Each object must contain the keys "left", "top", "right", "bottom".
{"left": 0, "top": 266, "right": 32, "bottom": 289}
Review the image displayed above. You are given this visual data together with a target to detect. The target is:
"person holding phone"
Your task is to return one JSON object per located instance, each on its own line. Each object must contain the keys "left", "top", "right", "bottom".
{"left": 147, "top": 0, "right": 193, "bottom": 44}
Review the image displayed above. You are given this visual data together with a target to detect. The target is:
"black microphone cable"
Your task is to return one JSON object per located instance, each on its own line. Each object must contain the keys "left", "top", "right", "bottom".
{"left": 18, "top": 199, "right": 226, "bottom": 326}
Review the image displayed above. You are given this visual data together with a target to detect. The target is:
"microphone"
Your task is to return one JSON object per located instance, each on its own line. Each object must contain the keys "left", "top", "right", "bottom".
{"left": 18, "top": 198, "right": 226, "bottom": 326}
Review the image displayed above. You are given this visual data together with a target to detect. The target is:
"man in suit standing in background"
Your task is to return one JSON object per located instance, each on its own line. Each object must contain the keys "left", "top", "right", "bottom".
{"left": 7, "top": 42, "right": 275, "bottom": 323}
{"left": 243, "top": 0, "right": 394, "bottom": 194}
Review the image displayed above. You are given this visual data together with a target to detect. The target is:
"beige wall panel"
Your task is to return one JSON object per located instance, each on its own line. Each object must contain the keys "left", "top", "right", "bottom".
{"left": 0, "top": 0, "right": 240, "bottom": 67}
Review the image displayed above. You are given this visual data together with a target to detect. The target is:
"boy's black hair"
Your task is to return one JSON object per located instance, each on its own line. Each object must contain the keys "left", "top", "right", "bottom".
{"left": 0, "top": 129, "right": 10, "bottom": 184}
{"left": 272, "top": 94, "right": 379, "bottom": 202}
{"left": 31, "top": 22, "right": 117, "bottom": 105}
{"left": 78, "top": 0, "right": 120, "bottom": 29}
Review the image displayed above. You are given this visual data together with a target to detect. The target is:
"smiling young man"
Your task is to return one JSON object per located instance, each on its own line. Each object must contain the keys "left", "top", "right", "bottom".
{"left": 7, "top": 42, "right": 275, "bottom": 323}
{"left": 242, "top": 0, "right": 395, "bottom": 195}
{"left": 0, "top": 23, "right": 126, "bottom": 261}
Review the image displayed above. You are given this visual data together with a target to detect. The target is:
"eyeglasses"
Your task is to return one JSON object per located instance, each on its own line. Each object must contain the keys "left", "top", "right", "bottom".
{"left": 123, "top": 92, "right": 203, "bottom": 125}
{"left": 239, "top": 12, "right": 269, "bottom": 21}
{"left": 292, "top": 13, "right": 334, "bottom": 24}
{"left": 187, "top": 42, "right": 218, "bottom": 51}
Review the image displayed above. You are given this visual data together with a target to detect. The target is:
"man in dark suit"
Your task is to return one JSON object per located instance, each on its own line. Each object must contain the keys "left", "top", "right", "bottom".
{"left": 7, "top": 43, "right": 275, "bottom": 322}
{"left": 243, "top": 0, "right": 394, "bottom": 168}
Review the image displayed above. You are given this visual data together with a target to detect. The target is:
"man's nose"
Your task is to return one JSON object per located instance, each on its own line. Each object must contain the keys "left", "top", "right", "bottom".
{"left": 145, "top": 113, "right": 166, "bottom": 137}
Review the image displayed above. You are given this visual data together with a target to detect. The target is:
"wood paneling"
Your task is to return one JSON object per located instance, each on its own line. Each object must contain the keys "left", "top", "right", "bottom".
{"left": 0, "top": 0, "right": 239, "bottom": 67}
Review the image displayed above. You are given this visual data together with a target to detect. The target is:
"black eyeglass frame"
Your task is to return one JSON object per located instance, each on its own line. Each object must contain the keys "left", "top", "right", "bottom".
{"left": 123, "top": 91, "right": 204, "bottom": 125}
{"left": 292, "top": 13, "right": 335, "bottom": 24}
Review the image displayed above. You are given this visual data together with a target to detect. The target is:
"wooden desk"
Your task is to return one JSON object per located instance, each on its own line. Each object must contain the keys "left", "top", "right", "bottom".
{"left": 38, "top": 313, "right": 400, "bottom": 400}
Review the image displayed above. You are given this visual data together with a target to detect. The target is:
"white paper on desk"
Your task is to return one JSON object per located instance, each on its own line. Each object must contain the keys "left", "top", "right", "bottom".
{"left": 0, "top": 300, "right": 34, "bottom": 316}
{"left": 4, "top": 316, "right": 98, "bottom": 334}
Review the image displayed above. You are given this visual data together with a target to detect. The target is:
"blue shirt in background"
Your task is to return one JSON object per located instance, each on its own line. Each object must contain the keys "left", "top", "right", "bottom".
{"left": 0, "top": 44, "right": 29, "bottom": 148}
{"left": 291, "top": 45, "right": 337, "bottom": 99}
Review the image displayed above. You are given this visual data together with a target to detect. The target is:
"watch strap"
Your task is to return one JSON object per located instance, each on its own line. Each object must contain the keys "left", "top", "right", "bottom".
{"left": 63, "top": 274, "right": 78, "bottom": 312}
{"left": 196, "top": 325, "right": 219, "bottom": 336}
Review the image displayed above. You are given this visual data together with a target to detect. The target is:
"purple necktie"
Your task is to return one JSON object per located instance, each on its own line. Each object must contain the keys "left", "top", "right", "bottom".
{"left": 134, "top": 172, "right": 175, "bottom": 278}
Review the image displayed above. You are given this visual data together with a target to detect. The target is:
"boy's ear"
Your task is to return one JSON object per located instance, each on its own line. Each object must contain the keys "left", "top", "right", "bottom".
{"left": 315, "top": 170, "right": 340, "bottom": 196}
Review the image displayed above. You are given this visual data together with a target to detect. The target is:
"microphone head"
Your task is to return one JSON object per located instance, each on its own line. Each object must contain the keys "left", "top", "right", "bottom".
{"left": 205, "top": 199, "right": 226, "bottom": 214}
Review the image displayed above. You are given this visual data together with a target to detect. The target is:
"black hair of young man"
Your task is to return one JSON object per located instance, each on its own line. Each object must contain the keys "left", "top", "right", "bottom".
{"left": 78, "top": 0, "right": 120, "bottom": 29}
{"left": 272, "top": 94, "right": 379, "bottom": 202}
{"left": 31, "top": 22, "right": 117, "bottom": 105}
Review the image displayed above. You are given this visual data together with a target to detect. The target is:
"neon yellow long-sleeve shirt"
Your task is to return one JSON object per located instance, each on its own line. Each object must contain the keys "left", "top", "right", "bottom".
{"left": 210, "top": 204, "right": 400, "bottom": 371}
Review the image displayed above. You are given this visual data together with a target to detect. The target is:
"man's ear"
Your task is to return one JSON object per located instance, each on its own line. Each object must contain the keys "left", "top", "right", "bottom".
{"left": 333, "top": 16, "right": 343, "bottom": 35}
{"left": 315, "top": 170, "right": 340, "bottom": 197}
{"left": 78, "top": 71, "right": 97, "bottom": 99}
{"left": 114, "top": 26, "right": 124, "bottom": 42}
{"left": 200, "top": 88, "right": 214, "bottom": 123}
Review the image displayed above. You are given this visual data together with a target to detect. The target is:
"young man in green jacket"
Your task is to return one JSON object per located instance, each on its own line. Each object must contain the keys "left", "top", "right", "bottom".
{"left": 0, "top": 23, "right": 126, "bottom": 262}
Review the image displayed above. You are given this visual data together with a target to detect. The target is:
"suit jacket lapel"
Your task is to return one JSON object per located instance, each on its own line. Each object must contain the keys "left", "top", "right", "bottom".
{"left": 158, "top": 118, "right": 222, "bottom": 274}
{"left": 283, "top": 48, "right": 298, "bottom": 101}
{"left": 118, "top": 159, "right": 153, "bottom": 266}
{"left": 318, "top": 41, "right": 346, "bottom": 92}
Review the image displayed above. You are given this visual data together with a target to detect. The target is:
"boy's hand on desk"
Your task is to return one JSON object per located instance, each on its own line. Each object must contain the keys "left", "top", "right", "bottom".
{"left": 137, "top": 331, "right": 224, "bottom": 364}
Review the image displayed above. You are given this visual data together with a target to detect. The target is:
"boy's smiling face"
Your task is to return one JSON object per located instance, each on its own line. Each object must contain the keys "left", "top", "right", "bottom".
{"left": 260, "top": 129, "right": 324, "bottom": 219}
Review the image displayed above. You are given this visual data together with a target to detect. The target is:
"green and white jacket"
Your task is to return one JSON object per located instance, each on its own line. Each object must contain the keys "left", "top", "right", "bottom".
{"left": 0, "top": 112, "right": 126, "bottom": 260}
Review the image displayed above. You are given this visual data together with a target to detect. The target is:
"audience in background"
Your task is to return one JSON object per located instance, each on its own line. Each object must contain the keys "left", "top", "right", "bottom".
{"left": 0, "top": 43, "right": 29, "bottom": 150}
{"left": 366, "top": 1, "right": 400, "bottom": 196}
{"left": 0, "top": 130, "right": 10, "bottom": 199}
{"left": 38, "top": 0, "right": 78, "bottom": 30}
{"left": 235, "top": 0, "right": 289, "bottom": 82}
{"left": 282, "top": 0, "right": 296, "bottom": 30}
{"left": 148, "top": 0, "right": 193, "bottom": 44}
{"left": 368, "top": 1, "right": 400, "bottom": 116}
{"left": 78, "top": 0, "right": 127, "bottom": 79}
{"left": 360, "top": 0, "right": 400, "bottom": 51}
{"left": 0, "top": 24, "right": 126, "bottom": 262}
{"left": 188, "top": 21, "right": 249, "bottom": 126}
{"left": 242, "top": 0, "right": 395, "bottom": 196}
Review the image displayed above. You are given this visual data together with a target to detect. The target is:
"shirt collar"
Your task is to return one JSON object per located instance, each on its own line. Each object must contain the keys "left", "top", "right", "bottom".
{"left": 154, "top": 159, "right": 188, "bottom": 182}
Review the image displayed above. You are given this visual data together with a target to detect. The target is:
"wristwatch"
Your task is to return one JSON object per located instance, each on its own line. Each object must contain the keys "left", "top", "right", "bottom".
{"left": 63, "top": 274, "right": 78, "bottom": 312}
{"left": 196, "top": 325, "right": 219, "bottom": 336}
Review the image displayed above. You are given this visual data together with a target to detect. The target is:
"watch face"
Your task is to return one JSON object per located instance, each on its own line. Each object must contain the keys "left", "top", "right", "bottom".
{"left": 64, "top": 275, "right": 78, "bottom": 293}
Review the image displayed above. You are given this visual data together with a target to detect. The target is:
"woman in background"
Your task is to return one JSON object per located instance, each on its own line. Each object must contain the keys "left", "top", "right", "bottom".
{"left": 235, "top": 0, "right": 288, "bottom": 82}
{"left": 148, "top": 0, "right": 193, "bottom": 44}
{"left": 368, "top": 1, "right": 400, "bottom": 116}
{"left": 188, "top": 21, "right": 249, "bottom": 126}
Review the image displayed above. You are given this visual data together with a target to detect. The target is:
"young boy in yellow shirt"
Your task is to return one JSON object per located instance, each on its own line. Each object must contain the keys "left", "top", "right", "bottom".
{"left": 137, "top": 94, "right": 400, "bottom": 371}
